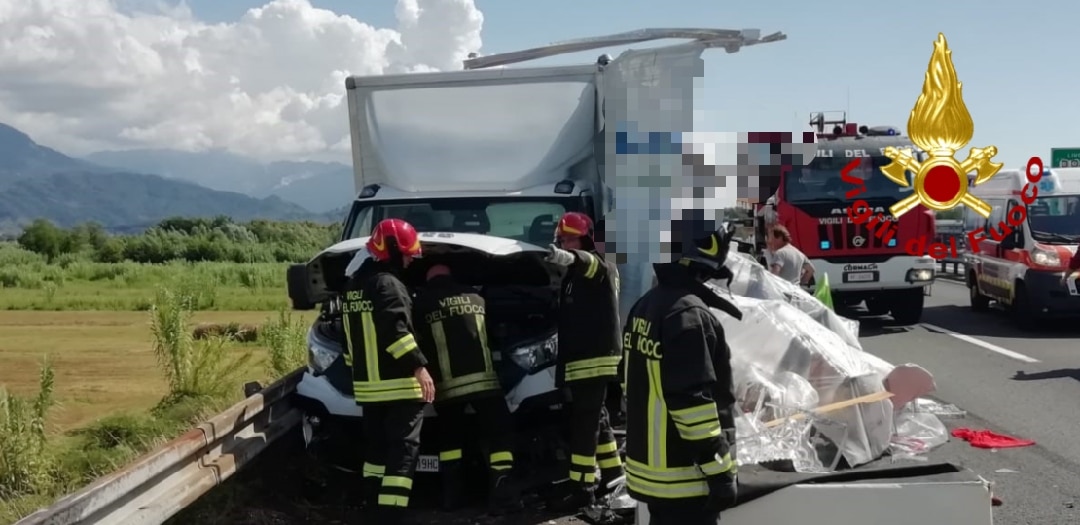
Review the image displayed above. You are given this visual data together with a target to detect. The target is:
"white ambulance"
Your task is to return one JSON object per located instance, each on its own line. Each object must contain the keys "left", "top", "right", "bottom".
{"left": 964, "top": 166, "right": 1080, "bottom": 328}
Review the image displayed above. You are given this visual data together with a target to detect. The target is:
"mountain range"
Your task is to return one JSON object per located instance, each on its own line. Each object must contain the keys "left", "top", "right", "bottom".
{"left": 0, "top": 123, "right": 355, "bottom": 234}
{"left": 85, "top": 149, "right": 353, "bottom": 213}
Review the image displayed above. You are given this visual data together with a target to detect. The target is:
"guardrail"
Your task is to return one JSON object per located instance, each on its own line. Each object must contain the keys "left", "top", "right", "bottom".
{"left": 939, "top": 258, "right": 965, "bottom": 275}
{"left": 16, "top": 369, "right": 305, "bottom": 525}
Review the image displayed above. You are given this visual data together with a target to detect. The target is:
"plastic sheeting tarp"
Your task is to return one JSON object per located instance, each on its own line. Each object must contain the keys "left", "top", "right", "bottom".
{"left": 719, "top": 250, "right": 894, "bottom": 377}
{"left": 707, "top": 250, "right": 909, "bottom": 469}
{"left": 719, "top": 295, "right": 895, "bottom": 468}
{"left": 721, "top": 251, "right": 860, "bottom": 351}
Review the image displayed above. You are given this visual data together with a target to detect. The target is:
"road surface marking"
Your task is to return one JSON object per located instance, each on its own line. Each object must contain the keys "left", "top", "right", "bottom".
{"left": 920, "top": 323, "right": 1040, "bottom": 364}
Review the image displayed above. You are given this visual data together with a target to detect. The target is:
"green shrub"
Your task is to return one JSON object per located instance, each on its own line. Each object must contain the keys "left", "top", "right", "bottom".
{"left": 261, "top": 309, "right": 309, "bottom": 377}
{"left": 0, "top": 357, "right": 56, "bottom": 500}
{"left": 150, "top": 287, "right": 256, "bottom": 406}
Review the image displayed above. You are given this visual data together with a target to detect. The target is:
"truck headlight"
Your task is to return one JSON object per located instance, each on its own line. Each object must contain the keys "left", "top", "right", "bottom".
{"left": 508, "top": 331, "right": 558, "bottom": 374}
{"left": 1032, "top": 245, "right": 1061, "bottom": 267}
{"left": 308, "top": 325, "right": 344, "bottom": 375}
{"left": 906, "top": 268, "right": 934, "bottom": 282}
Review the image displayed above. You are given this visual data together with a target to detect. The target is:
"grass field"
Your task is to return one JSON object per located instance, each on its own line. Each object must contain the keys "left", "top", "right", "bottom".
{"left": 0, "top": 260, "right": 290, "bottom": 311}
{"left": 0, "top": 310, "right": 314, "bottom": 432}
{"left": 0, "top": 243, "right": 319, "bottom": 523}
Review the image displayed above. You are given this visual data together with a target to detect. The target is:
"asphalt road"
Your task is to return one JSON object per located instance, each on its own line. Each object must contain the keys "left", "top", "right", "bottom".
{"left": 855, "top": 275, "right": 1080, "bottom": 525}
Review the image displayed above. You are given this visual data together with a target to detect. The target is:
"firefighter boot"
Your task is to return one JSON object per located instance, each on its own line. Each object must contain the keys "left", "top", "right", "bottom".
{"left": 488, "top": 471, "right": 524, "bottom": 515}
{"left": 547, "top": 480, "right": 595, "bottom": 513}
{"left": 439, "top": 462, "right": 468, "bottom": 511}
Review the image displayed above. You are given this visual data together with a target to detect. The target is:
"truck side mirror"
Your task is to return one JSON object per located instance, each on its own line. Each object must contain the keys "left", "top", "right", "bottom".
{"left": 287, "top": 264, "right": 317, "bottom": 310}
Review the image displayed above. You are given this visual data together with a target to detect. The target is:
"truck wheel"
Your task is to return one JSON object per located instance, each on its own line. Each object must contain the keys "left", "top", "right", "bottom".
{"left": 1010, "top": 282, "right": 1038, "bottom": 331}
{"left": 890, "top": 288, "right": 925, "bottom": 325}
{"left": 968, "top": 274, "right": 990, "bottom": 312}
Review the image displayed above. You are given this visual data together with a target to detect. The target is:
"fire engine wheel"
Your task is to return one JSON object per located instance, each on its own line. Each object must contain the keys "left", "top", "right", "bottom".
{"left": 890, "top": 289, "right": 925, "bottom": 325}
{"left": 968, "top": 274, "right": 991, "bottom": 312}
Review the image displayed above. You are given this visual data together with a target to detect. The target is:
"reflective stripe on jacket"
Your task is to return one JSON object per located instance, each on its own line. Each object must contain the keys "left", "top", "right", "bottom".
{"left": 622, "top": 265, "right": 738, "bottom": 504}
{"left": 343, "top": 260, "right": 428, "bottom": 404}
{"left": 412, "top": 275, "right": 501, "bottom": 402}
{"left": 557, "top": 249, "right": 623, "bottom": 386}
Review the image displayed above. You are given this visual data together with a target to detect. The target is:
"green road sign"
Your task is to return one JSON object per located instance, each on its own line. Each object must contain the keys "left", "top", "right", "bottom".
{"left": 1051, "top": 148, "right": 1080, "bottom": 168}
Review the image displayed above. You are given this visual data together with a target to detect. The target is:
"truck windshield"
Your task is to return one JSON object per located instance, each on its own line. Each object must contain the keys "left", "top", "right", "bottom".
{"left": 344, "top": 197, "right": 583, "bottom": 246}
{"left": 1028, "top": 196, "right": 1080, "bottom": 242}
{"left": 784, "top": 155, "right": 915, "bottom": 204}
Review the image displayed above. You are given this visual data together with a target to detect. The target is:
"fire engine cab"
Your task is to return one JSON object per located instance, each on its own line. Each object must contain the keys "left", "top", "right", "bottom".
{"left": 754, "top": 111, "right": 938, "bottom": 324}
{"left": 964, "top": 166, "right": 1080, "bottom": 329}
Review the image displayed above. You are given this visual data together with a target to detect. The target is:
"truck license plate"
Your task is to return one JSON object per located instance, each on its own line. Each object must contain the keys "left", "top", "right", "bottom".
{"left": 846, "top": 272, "right": 876, "bottom": 283}
{"left": 416, "top": 455, "right": 439, "bottom": 473}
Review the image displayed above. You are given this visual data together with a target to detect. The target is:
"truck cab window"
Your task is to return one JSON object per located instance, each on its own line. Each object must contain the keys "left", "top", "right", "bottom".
{"left": 344, "top": 198, "right": 581, "bottom": 245}
{"left": 1028, "top": 195, "right": 1080, "bottom": 242}
{"left": 985, "top": 200, "right": 1006, "bottom": 235}
{"left": 784, "top": 155, "right": 913, "bottom": 204}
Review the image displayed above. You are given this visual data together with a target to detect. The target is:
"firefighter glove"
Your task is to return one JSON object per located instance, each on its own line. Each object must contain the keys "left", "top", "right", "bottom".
{"left": 705, "top": 473, "right": 737, "bottom": 512}
{"left": 545, "top": 245, "right": 575, "bottom": 267}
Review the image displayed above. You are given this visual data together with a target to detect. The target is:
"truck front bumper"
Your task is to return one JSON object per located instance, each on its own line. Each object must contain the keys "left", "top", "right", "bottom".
{"left": 813, "top": 255, "right": 937, "bottom": 292}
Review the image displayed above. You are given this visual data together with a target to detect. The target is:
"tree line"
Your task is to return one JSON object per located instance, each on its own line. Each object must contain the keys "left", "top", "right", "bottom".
{"left": 15, "top": 216, "right": 340, "bottom": 264}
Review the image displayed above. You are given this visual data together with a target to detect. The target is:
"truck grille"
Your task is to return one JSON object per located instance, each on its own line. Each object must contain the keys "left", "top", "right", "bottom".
{"left": 817, "top": 221, "right": 885, "bottom": 250}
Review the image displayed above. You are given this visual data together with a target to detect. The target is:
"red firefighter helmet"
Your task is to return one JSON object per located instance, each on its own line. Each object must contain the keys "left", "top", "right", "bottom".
{"left": 367, "top": 218, "right": 422, "bottom": 262}
{"left": 554, "top": 212, "right": 594, "bottom": 242}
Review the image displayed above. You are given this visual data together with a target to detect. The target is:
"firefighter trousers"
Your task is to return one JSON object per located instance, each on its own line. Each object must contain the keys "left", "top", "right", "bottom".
{"left": 436, "top": 395, "right": 515, "bottom": 473}
{"left": 564, "top": 382, "right": 623, "bottom": 488}
{"left": 646, "top": 500, "right": 720, "bottom": 525}
{"left": 360, "top": 401, "right": 426, "bottom": 512}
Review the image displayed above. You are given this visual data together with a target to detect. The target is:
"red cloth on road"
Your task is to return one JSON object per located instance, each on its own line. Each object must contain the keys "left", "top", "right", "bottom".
{"left": 951, "top": 428, "right": 1035, "bottom": 449}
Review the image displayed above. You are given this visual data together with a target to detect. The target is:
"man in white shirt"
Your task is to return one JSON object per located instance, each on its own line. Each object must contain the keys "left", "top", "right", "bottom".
{"left": 765, "top": 225, "right": 814, "bottom": 286}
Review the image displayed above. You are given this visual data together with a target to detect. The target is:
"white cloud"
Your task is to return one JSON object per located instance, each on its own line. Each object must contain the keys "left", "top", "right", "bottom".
{"left": 0, "top": 0, "right": 484, "bottom": 160}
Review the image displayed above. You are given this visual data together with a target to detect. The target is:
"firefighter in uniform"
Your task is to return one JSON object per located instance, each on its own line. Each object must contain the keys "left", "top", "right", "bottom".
{"left": 622, "top": 220, "right": 743, "bottom": 525}
{"left": 411, "top": 262, "right": 523, "bottom": 514}
{"left": 342, "top": 218, "right": 436, "bottom": 525}
{"left": 544, "top": 212, "right": 626, "bottom": 510}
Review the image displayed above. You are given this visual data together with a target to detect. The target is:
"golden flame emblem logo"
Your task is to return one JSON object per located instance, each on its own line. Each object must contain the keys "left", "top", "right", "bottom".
{"left": 881, "top": 33, "right": 1002, "bottom": 219}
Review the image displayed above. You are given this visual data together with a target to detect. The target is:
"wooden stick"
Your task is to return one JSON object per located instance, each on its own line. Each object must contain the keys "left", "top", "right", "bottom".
{"left": 762, "top": 390, "right": 894, "bottom": 428}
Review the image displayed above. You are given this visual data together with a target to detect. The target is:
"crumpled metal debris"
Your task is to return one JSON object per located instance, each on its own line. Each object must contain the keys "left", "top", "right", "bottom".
{"left": 581, "top": 475, "right": 635, "bottom": 524}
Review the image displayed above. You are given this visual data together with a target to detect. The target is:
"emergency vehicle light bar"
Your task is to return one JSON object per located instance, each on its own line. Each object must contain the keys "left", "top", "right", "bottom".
{"left": 809, "top": 111, "right": 847, "bottom": 133}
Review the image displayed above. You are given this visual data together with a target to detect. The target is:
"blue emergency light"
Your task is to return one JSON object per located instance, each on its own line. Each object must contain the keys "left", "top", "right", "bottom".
{"left": 1038, "top": 170, "right": 1055, "bottom": 193}
{"left": 820, "top": 240, "right": 831, "bottom": 250}
{"left": 888, "top": 238, "right": 897, "bottom": 247}
{"left": 862, "top": 125, "right": 901, "bottom": 137}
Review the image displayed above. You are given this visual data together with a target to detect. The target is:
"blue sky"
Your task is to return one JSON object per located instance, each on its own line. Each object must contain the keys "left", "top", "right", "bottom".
{"left": 177, "top": 0, "right": 1077, "bottom": 170}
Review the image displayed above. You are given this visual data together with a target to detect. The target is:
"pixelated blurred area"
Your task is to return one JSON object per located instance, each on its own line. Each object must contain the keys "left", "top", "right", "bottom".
{"left": 737, "top": 131, "right": 818, "bottom": 204}
{"left": 603, "top": 129, "right": 815, "bottom": 264}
